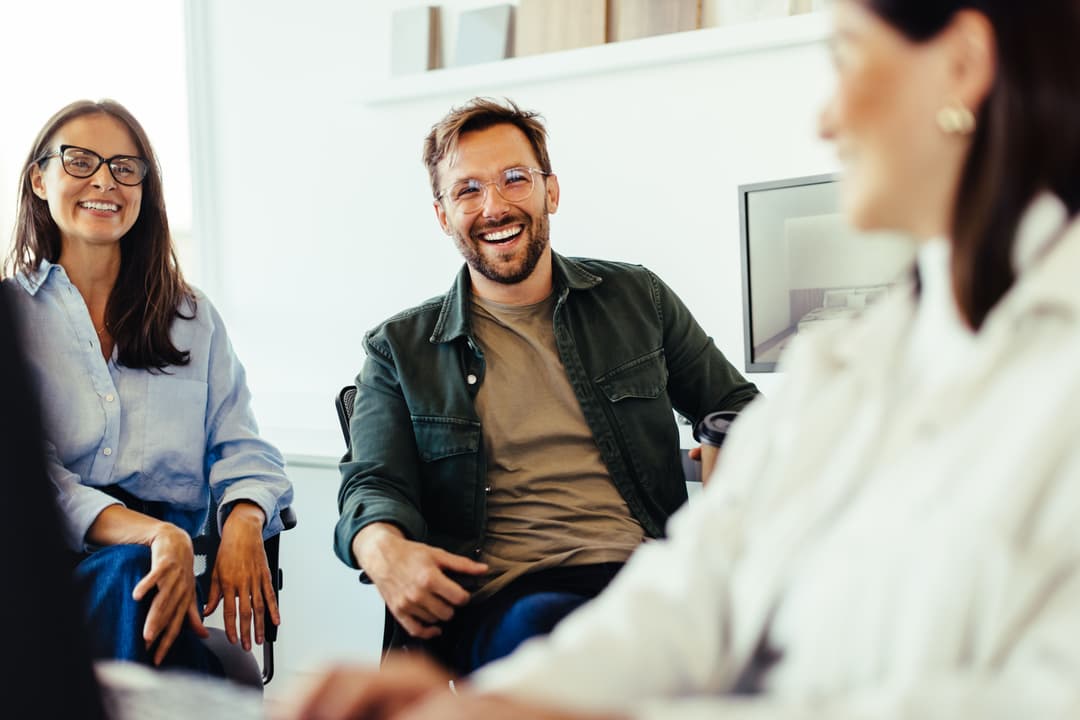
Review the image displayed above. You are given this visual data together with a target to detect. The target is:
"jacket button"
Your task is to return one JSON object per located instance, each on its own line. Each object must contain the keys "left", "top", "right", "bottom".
{"left": 466, "top": 374, "right": 478, "bottom": 385}
{"left": 485, "top": 486, "right": 491, "bottom": 494}
{"left": 473, "top": 548, "right": 482, "bottom": 556}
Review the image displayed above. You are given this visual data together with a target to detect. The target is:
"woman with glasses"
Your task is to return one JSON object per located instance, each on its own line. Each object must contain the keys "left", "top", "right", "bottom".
{"left": 284, "top": 1, "right": 1080, "bottom": 718}
{"left": 2, "top": 99, "right": 292, "bottom": 674}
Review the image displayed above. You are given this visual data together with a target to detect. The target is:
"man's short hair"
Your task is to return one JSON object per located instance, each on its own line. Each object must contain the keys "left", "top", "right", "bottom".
{"left": 422, "top": 97, "right": 552, "bottom": 200}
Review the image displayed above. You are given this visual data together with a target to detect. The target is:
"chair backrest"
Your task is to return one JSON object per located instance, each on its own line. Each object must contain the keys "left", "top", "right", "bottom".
{"left": 335, "top": 385, "right": 357, "bottom": 448}
{"left": 336, "top": 384, "right": 408, "bottom": 660}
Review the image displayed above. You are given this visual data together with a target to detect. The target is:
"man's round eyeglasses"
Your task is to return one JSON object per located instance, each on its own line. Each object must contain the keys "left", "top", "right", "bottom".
{"left": 37, "top": 145, "right": 150, "bottom": 187}
{"left": 436, "top": 166, "right": 550, "bottom": 213}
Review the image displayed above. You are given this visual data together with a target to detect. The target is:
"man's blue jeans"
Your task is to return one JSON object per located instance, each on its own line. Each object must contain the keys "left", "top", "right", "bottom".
{"left": 465, "top": 590, "right": 592, "bottom": 671}
{"left": 431, "top": 562, "right": 623, "bottom": 675}
{"left": 73, "top": 544, "right": 221, "bottom": 675}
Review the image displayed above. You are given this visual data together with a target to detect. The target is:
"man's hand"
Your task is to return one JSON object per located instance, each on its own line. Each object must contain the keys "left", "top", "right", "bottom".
{"left": 687, "top": 444, "right": 720, "bottom": 487}
{"left": 352, "top": 523, "right": 488, "bottom": 639}
{"left": 132, "top": 522, "right": 209, "bottom": 665}
{"left": 277, "top": 653, "right": 452, "bottom": 720}
{"left": 204, "top": 500, "right": 278, "bottom": 651}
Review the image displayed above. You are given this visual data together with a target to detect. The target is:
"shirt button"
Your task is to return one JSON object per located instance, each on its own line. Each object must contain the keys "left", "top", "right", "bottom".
{"left": 466, "top": 374, "right": 478, "bottom": 385}
{"left": 102, "top": 447, "right": 113, "bottom": 456}
{"left": 485, "top": 486, "right": 492, "bottom": 494}
{"left": 105, "top": 394, "right": 115, "bottom": 402}
{"left": 473, "top": 548, "right": 482, "bottom": 556}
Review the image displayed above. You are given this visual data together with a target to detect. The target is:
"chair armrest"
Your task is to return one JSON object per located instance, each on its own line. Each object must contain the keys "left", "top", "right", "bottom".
{"left": 279, "top": 505, "right": 297, "bottom": 531}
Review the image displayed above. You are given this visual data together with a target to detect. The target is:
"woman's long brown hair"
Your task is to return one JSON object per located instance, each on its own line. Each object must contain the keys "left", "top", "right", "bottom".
{"left": 865, "top": 0, "right": 1080, "bottom": 329}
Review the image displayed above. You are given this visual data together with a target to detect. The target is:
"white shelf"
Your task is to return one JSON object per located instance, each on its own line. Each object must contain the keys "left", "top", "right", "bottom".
{"left": 360, "top": 12, "right": 831, "bottom": 105}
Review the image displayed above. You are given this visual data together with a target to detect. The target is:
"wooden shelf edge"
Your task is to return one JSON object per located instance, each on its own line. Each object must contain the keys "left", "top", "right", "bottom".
{"left": 358, "top": 12, "right": 830, "bottom": 106}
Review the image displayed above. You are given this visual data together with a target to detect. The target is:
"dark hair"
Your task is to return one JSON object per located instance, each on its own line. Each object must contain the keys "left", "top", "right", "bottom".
{"left": 6, "top": 99, "right": 194, "bottom": 369}
{"left": 422, "top": 97, "right": 553, "bottom": 199}
{"left": 866, "top": 0, "right": 1080, "bottom": 328}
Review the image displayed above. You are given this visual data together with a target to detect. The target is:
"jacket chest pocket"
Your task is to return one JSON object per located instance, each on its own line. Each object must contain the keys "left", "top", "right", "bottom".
{"left": 595, "top": 348, "right": 668, "bottom": 402}
{"left": 411, "top": 416, "right": 483, "bottom": 532}
{"left": 594, "top": 349, "right": 681, "bottom": 498}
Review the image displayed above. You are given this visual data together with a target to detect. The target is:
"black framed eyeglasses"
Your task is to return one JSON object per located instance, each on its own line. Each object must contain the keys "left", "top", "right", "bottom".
{"left": 436, "top": 166, "right": 551, "bottom": 213}
{"left": 37, "top": 145, "right": 150, "bottom": 187}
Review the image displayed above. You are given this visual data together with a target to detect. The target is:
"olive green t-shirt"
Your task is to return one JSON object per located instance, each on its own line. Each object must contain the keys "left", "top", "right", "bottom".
{"left": 471, "top": 293, "right": 644, "bottom": 601}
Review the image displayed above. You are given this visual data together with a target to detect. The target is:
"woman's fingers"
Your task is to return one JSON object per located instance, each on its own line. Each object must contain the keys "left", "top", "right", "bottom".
{"left": 203, "top": 575, "right": 223, "bottom": 617}
{"left": 220, "top": 577, "right": 239, "bottom": 645}
{"left": 237, "top": 582, "right": 254, "bottom": 651}
{"left": 186, "top": 599, "right": 210, "bottom": 639}
{"left": 143, "top": 578, "right": 186, "bottom": 652}
{"left": 132, "top": 564, "right": 163, "bottom": 601}
{"left": 153, "top": 600, "right": 189, "bottom": 665}
{"left": 262, "top": 567, "right": 281, "bottom": 627}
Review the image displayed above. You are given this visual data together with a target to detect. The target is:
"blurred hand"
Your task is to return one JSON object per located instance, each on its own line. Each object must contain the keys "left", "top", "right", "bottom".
{"left": 352, "top": 523, "right": 488, "bottom": 639}
{"left": 204, "top": 501, "right": 277, "bottom": 651}
{"left": 277, "top": 653, "right": 452, "bottom": 720}
{"left": 132, "top": 522, "right": 209, "bottom": 665}
{"left": 397, "top": 693, "right": 626, "bottom": 720}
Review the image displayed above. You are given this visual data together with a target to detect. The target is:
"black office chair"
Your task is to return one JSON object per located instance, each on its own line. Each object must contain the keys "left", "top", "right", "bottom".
{"left": 194, "top": 503, "right": 297, "bottom": 685}
{"left": 335, "top": 384, "right": 404, "bottom": 661}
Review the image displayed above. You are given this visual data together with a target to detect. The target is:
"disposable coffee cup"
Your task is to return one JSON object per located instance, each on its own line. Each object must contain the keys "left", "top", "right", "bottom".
{"left": 693, "top": 411, "right": 739, "bottom": 448}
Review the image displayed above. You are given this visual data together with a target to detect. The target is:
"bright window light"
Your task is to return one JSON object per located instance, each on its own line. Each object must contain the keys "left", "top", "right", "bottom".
{"left": 0, "top": 1, "right": 195, "bottom": 280}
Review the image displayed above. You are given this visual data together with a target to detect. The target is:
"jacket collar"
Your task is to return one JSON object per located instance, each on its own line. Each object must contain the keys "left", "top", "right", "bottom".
{"left": 428, "top": 252, "right": 602, "bottom": 344}
{"left": 14, "top": 259, "right": 63, "bottom": 297}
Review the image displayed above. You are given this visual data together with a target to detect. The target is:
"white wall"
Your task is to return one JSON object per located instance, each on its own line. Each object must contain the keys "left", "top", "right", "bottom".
{"left": 186, "top": 0, "right": 840, "bottom": 692}
{"left": 189, "top": 0, "right": 837, "bottom": 458}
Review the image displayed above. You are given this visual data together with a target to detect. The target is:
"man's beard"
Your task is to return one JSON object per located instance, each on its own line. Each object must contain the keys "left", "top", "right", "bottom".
{"left": 453, "top": 210, "right": 550, "bottom": 286}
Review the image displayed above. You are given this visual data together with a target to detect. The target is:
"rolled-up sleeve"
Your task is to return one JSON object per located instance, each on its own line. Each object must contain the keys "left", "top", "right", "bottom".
{"left": 44, "top": 441, "right": 121, "bottom": 551}
{"left": 202, "top": 300, "right": 293, "bottom": 537}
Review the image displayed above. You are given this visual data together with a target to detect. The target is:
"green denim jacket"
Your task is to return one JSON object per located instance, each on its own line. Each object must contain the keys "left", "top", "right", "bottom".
{"left": 335, "top": 254, "right": 759, "bottom": 570}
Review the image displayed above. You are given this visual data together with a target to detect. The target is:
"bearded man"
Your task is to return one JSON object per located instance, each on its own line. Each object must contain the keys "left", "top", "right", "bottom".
{"left": 334, "top": 98, "right": 758, "bottom": 675}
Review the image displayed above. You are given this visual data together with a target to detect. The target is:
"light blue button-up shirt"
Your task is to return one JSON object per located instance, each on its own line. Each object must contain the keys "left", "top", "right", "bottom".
{"left": 5, "top": 262, "right": 293, "bottom": 551}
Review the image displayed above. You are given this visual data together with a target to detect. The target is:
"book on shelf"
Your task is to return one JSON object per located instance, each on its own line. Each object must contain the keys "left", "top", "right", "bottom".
{"left": 703, "top": 0, "right": 824, "bottom": 27}
{"left": 390, "top": 5, "right": 441, "bottom": 76}
{"left": 515, "top": 0, "right": 607, "bottom": 57}
{"left": 608, "top": 0, "right": 700, "bottom": 43}
{"left": 453, "top": 3, "right": 514, "bottom": 67}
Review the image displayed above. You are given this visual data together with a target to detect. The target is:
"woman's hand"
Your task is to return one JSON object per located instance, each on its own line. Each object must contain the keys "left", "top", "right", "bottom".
{"left": 204, "top": 500, "right": 278, "bottom": 650}
{"left": 131, "top": 522, "right": 209, "bottom": 665}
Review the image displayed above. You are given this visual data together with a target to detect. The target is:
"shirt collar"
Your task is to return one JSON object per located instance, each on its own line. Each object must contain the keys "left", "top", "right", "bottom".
{"left": 1001, "top": 193, "right": 1080, "bottom": 321}
{"left": 1012, "top": 192, "right": 1068, "bottom": 272}
{"left": 14, "top": 259, "right": 64, "bottom": 297}
{"left": 429, "top": 252, "right": 602, "bottom": 345}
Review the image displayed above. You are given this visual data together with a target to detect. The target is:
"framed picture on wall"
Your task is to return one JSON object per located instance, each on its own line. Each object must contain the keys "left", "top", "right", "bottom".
{"left": 738, "top": 173, "right": 916, "bottom": 372}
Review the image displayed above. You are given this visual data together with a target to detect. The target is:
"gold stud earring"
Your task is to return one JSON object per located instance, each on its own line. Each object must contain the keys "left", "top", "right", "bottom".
{"left": 936, "top": 102, "right": 976, "bottom": 135}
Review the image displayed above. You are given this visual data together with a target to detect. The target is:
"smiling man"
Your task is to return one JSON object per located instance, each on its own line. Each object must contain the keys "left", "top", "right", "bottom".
{"left": 334, "top": 98, "right": 759, "bottom": 675}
